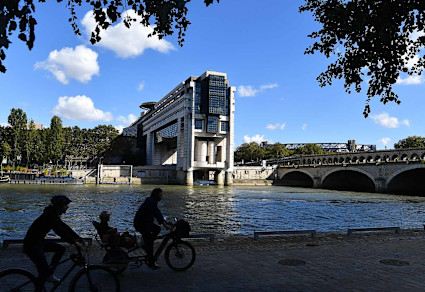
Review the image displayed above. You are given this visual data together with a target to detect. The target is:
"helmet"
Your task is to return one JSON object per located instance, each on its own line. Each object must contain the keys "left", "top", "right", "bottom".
{"left": 99, "top": 211, "right": 110, "bottom": 220}
{"left": 51, "top": 195, "right": 72, "bottom": 207}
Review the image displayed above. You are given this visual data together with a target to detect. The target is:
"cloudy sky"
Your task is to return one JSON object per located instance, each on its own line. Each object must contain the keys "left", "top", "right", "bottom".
{"left": 1, "top": 1, "right": 424, "bottom": 149}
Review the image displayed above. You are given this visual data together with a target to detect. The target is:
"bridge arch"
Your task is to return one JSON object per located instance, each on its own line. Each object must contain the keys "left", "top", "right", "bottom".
{"left": 401, "top": 154, "right": 408, "bottom": 161}
{"left": 345, "top": 157, "right": 351, "bottom": 163}
{"left": 387, "top": 165, "right": 425, "bottom": 195}
{"left": 392, "top": 155, "right": 399, "bottom": 162}
{"left": 375, "top": 155, "right": 381, "bottom": 162}
{"left": 411, "top": 153, "right": 420, "bottom": 161}
{"left": 367, "top": 156, "right": 373, "bottom": 163}
{"left": 352, "top": 157, "right": 358, "bottom": 163}
{"left": 322, "top": 168, "right": 376, "bottom": 193}
{"left": 277, "top": 170, "right": 314, "bottom": 188}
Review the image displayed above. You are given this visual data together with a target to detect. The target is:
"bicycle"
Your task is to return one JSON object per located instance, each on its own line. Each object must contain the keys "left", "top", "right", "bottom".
{"left": 95, "top": 219, "right": 196, "bottom": 273}
{"left": 0, "top": 245, "right": 120, "bottom": 292}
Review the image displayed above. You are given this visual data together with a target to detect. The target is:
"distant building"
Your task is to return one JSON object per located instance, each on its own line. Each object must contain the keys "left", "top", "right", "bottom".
{"left": 26, "top": 123, "right": 43, "bottom": 130}
{"left": 260, "top": 140, "right": 376, "bottom": 153}
{"left": 128, "top": 70, "right": 236, "bottom": 185}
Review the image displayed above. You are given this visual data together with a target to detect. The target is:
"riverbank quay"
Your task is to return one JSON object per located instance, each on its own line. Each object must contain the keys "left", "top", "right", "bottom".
{"left": 1, "top": 229, "right": 425, "bottom": 291}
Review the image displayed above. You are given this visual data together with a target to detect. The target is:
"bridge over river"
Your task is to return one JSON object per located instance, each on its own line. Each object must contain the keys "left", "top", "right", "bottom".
{"left": 272, "top": 148, "right": 425, "bottom": 195}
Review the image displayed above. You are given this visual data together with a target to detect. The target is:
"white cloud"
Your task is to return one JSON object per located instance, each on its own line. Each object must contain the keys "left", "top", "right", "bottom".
{"left": 238, "top": 85, "right": 259, "bottom": 97}
{"left": 396, "top": 75, "right": 424, "bottom": 85}
{"left": 0, "top": 123, "right": 10, "bottom": 127}
{"left": 35, "top": 45, "right": 99, "bottom": 84}
{"left": 301, "top": 123, "right": 307, "bottom": 131}
{"left": 81, "top": 10, "right": 175, "bottom": 58}
{"left": 137, "top": 81, "right": 145, "bottom": 91}
{"left": 260, "top": 83, "right": 279, "bottom": 90}
{"left": 114, "top": 125, "right": 125, "bottom": 134}
{"left": 380, "top": 137, "right": 391, "bottom": 146}
{"left": 237, "top": 83, "right": 279, "bottom": 97}
{"left": 243, "top": 134, "right": 265, "bottom": 144}
{"left": 52, "top": 95, "right": 113, "bottom": 121}
{"left": 409, "top": 30, "right": 425, "bottom": 41}
{"left": 117, "top": 114, "right": 137, "bottom": 125}
{"left": 370, "top": 112, "right": 409, "bottom": 128}
{"left": 266, "top": 123, "right": 286, "bottom": 130}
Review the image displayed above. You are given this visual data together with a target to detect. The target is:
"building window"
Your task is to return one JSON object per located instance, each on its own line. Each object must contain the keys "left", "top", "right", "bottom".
{"left": 195, "top": 119, "right": 203, "bottom": 130}
{"left": 180, "top": 118, "right": 184, "bottom": 132}
{"left": 207, "top": 116, "right": 219, "bottom": 133}
{"left": 221, "top": 121, "right": 229, "bottom": 132}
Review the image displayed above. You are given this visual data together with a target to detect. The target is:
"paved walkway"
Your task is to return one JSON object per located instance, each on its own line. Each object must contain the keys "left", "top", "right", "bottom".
{"left": 1, "top": 230, "right": 425, "bottom": 291}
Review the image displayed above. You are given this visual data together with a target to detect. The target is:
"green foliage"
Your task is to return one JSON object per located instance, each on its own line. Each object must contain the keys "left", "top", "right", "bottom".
{"left": 48, "top": 116, "right": 65, "bottom": 164}
{"left": 234, "top": 142, "right": 263, "bottom": 162}
{"left": 394, "top": 136, "right": 425, "bottom": 149}
{"left": 5, "top": 165, "right": 13, "bottom": 171}
{"left": 265, "top": 143, "right": 292, "bottom": 159}
{"left": 1, "top": 108, "right": 122, "bottom": 168}
{"left": 0, "top": 141, "right": 12, "bottom": 161}
{"left": 300, "top": 0, "right": 425, "bottom": 117}
{"left": 8, "top": 108, "right": 27, "bottom": 164}
{"left": 0, "top": 0, "right": 220, "bottom": 73}
{"left": 295, "top": 144, "right": 324, "bottom": 155}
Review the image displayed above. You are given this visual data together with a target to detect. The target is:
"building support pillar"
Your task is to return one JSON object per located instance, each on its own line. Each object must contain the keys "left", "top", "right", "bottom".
{"left": 225, "top": 171, "right": 233, "bottom": 186}
{"left": 215, "top": 170, "right": 225, "bottom": 186}
{"left": 185, "top": 170, "right": 193, "bottom": 186}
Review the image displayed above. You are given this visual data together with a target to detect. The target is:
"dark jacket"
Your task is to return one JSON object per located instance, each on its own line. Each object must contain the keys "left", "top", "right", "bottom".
{"left": 134, "top": 196, "right": 164, "bottom": 232}
{"left": 23, "top": 205, "right": 80, "bottom": 248}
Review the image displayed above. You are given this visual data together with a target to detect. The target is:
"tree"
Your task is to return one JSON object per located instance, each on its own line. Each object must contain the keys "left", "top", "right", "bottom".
{"left": 265, "top": 143, "right": 292, "bottom": 159}
{"left": 300, "top": 1, "right": 425, "bottom": 117}
{"left": 295, "top": 144, "right": 324, "bottom": 155}
{"left": 7, "top": 108, "right": 27, "bottom": 166}
{"left": 0, "top": 141, "right": 12, "bottom": 165}
{"left": 48, "top": 116, "right": 64, "bottom": 165}
{"left": 24, "top": 120, "right": 37, "bottom": 166}
{"left": 234, "top": 142, "right": 265, "bottom": 162}
{"left": 0, "top": 0, "right": 219, "bottom": 73}
{"left": 394, "top": 136, "right": 425, "bottom": 149}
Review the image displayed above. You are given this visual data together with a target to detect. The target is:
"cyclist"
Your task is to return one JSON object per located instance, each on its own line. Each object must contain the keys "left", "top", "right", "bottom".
{"left": 23, "top": 195, "right": 84, "bottom": 291}
{"left": 134, "top": 188, "right": 171, "bottom": 269}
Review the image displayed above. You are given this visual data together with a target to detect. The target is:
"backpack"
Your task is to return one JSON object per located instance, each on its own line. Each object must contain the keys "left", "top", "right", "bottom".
{"left": 175, "top": 219, "right": 191, "bottom": 238}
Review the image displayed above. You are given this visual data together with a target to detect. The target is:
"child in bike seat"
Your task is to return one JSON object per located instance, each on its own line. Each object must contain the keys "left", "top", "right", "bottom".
{"left": 94, "top": 211, "right": 136, "bottom": 250}
{"left": 94, "top": 211, "right": 121, "bottom": 250}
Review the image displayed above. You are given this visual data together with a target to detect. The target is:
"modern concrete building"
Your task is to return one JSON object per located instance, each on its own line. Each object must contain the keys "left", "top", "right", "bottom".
{"left": 128, "top": 70, "right": 236, "bottom": 185}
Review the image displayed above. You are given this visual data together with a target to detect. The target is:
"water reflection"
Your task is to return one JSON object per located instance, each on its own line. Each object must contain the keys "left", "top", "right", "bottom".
{"left": 1, "top": 184, "right": 425, "bottom": 241}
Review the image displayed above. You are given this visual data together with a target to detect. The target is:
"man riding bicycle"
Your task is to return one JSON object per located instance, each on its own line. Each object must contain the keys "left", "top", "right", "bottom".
{"left": 134, "top": 188, "right": 171, "bottom": 269}
{"left": 23, "top": 195, "right": 84, "bottom": 291}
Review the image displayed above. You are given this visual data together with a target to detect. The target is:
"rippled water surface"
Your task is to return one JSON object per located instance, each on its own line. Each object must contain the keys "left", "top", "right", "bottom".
{"left": 1, "top": 184, "right": 425, "bottom": 241}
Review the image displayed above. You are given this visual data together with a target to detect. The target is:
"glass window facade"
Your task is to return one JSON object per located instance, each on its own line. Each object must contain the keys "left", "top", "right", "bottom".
{"left": 221, "top": 121, "right": 229, "bottom": 132}
{"left": 194, "top": 81, "right": 202, "bottom": 114}
{"left": 207, "top": 116, "right": 219, "bottom": 133}
{"left": 195, "top": 119, "right": 203, "bottom": 130}
{"left": 208, "top": 75, "right": 227, "bottom": 115}
{"left": 155, "top": 122, "right": 178, "bottom": 143}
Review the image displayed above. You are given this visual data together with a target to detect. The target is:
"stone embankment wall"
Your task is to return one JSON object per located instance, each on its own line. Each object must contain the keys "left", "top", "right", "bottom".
{"left": 232, "top": 165, "right": 276, "bottom": 185}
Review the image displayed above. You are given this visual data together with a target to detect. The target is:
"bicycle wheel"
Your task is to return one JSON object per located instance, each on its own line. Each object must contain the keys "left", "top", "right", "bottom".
{"left": 164, "top": 240, "right": 196, "bottom": 271}
{"left": 69, "top": 265, "right": 120, "bottom": 292}
{"left": 0, "top": 268, "right": 38, "bottom": 292}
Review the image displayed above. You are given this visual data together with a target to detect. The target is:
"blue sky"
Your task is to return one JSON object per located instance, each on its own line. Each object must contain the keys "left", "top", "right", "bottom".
{"left": 0, "top": 0, "right": 424, "bottom": 149}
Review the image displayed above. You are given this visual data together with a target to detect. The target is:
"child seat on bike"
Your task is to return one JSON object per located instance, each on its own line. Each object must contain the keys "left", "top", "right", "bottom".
{"left": 92, "top": 211, "right": 136, "bottom": 265}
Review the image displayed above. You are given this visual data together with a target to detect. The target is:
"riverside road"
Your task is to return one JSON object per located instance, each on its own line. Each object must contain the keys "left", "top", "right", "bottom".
{"left": 1, "top": 230, "right": 425, "bottom": 291}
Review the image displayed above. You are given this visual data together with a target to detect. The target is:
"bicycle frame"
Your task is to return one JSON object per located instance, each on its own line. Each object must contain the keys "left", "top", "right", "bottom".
{"left": 123, "top": 232, "right": 174, "bottom": 267}
{"left": 43, "top": 251, "right": 87, "bottom": 291}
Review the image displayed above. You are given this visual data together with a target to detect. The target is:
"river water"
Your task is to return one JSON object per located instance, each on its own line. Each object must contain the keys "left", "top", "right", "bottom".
{"left": 1, "top": 184, "right": 425, "bottom": 242}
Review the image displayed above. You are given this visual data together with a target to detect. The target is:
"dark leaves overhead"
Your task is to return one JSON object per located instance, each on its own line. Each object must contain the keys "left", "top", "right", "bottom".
{"left": 0, "top": 0, "right": 220, "bottom": 73}
{"left": 300, "top": 0, "right": 425, "bottom": 117}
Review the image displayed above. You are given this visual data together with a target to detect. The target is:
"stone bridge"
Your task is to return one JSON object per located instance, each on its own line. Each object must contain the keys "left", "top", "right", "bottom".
{"left": 274, "top": 148, "right": 425, "bottom": 195}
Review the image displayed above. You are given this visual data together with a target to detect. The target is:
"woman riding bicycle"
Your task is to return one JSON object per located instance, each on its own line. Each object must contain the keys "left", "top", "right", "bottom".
{"left": 23, "top": 195, "right": 85, "bottom": 291}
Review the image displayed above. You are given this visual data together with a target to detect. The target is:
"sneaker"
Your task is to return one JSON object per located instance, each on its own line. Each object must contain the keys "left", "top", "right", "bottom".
{"left": 147, "top": 262, "right": 161, "bottom": 270}
{"left": 46, "top": 274, "right": 60, "bottom": 284}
